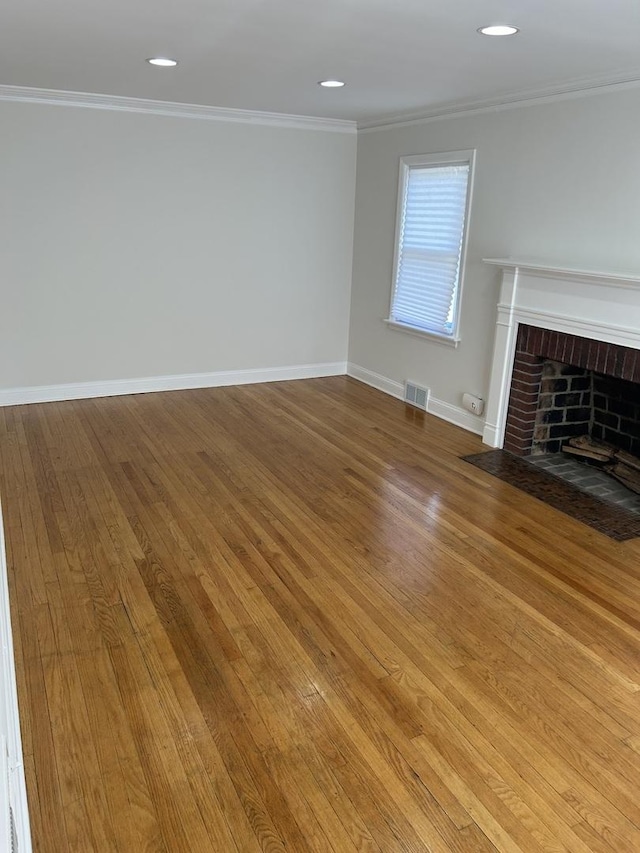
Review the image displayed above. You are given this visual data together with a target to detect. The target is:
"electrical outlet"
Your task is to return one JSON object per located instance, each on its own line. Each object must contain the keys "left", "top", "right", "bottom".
{"left": 462, "top": 392, "right": 484, "bottom": 416}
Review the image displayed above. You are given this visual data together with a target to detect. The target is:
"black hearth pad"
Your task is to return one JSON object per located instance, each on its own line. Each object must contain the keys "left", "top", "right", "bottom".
{"left": 462, "top": 450, "right": 640, "bottom": 541}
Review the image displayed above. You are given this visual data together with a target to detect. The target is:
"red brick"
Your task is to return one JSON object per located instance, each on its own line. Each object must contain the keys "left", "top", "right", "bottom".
{"left": 505, "top": 446, "right": 530, "bottom": 457}
{"left": 516, "top": 325, "right": 530, "bottom": 350}
{"left": 504, "top": 426, "right": 532, "bottom": 444}
{"left": 612, "top": 346, "right": 626, "bottom": 379}
{"left": 505, "top": 410, "right": 533, "bottom": 428}
{"left": 530, "top": 327, "right": 542, "bottom": 353}
{"left": 543, "top": 331, "right": 557, "bottom": 361}
{"left": 559, "top": 334, "right": 569, "bottom": 364}
{"left": 513, "top": 359, "right": 534, "bottom": 371}
{"left": 607, "top": 341, "right": 616, "bottom": 371}
{"left": 512, "top": 366, "right": 539, "bottom": 381}
{"left": 507, "top": 426, "right": 535, "bottom": 442}
{"left": 622, "top": 348, "right": 635, "bottom": 381}
{"left": 510, "top": 379, "right": 541, "bottom": 395}
{"left": 510, "top": 392, "right": 534, "bottom": 408}
{"left": 510, "top": 400, "right": 539, "bottom": 415}
{"left": 515, "top": 351, "right": 541, "bottom": 367}
{"left": 511, "top": 380, "right": 541, "bottom": 397}
{"left": 579, "top": 335, "right": 592, "bottom": 364}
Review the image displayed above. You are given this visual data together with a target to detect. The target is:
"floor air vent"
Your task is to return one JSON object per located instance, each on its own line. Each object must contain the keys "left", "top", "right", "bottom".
{"left": 404, "top": 381, "right": 430, "bottom": 411}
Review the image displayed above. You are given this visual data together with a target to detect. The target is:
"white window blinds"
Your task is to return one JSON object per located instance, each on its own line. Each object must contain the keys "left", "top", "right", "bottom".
{"left": 390, "top": 156, "right": 472, "bottom": 339}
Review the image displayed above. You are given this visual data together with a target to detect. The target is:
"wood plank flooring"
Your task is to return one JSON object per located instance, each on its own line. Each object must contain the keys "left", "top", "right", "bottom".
{"left": 1, "top": 376, "right": 640, "bottom": 852}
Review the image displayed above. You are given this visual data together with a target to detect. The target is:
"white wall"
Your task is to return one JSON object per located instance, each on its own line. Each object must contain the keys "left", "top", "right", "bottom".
{"left": 348, "top": 87, "right": 640, "bottom": 425}
{"left": 0, "top": 500, "right": 31, "bottom": 852}
{"left": 1, "top": 101, "right": 356, "bottom": 392}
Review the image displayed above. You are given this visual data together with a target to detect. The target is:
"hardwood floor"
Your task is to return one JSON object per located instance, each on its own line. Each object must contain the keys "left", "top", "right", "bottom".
{"left": 1, "top": 376, "right": 640, "bottom": 852}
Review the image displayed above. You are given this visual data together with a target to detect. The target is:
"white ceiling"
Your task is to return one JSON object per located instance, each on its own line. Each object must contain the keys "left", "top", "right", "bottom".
{"left": 4, "top": 0, "right": 640, "bottom": 124}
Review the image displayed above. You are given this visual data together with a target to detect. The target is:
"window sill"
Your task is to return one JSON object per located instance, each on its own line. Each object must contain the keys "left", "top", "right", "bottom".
{"left": 383, "top": 318, "right": 460, "bottom": 348}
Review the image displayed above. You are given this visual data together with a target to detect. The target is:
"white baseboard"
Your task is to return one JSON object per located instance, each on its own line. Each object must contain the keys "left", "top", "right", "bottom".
{"left": 0, "top": 502, "right": 32, "bottom": 852}
{"left": 482, "top": 421, "right": 503, "bottom": 448}
{"left": 347, "top": 362, "right": 484, "bottom": 436}
{"left": 428, "top": 396, "right": 484, "bottom": 436}
{"left": 0, "top": 361, "right": 347, "bottom": 407}
{"left": 346, "top": 363, "right": 404, "bottom": 400}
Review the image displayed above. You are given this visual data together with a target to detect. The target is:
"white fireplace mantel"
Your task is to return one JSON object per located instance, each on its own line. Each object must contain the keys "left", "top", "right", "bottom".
{"left": 482, "top": 259, "right": 640, "bottom": 449}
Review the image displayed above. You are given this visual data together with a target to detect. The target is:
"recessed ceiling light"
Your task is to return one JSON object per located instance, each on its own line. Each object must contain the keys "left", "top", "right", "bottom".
{"left": 146, "top": 57, "right": 178, "bottom": 67}
{"left": 319, "top": 80, "right": 346, "bottom": 88}
{"left": 478, "top": 25, "right": 519, "bottom": 37}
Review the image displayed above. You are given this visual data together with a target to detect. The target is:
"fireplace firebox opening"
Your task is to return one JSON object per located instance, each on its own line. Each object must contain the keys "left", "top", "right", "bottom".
{"left": 504, "top": 324, "right": 640, "bottom": 456}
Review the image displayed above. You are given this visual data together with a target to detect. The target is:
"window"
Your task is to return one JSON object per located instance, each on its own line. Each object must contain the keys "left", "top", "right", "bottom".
{"left": 387, "top": 150, "right": 475, "bottom": 345}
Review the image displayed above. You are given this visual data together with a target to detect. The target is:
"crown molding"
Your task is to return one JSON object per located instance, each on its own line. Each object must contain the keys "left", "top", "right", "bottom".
{"left": 358, "top": 69, "right": 640, "bottom": 132}
{"left": 4, "top": 66, "right": 640, "bottom": 136}
{"left": 0, "top": 84, "right": 357, "bottom": 133}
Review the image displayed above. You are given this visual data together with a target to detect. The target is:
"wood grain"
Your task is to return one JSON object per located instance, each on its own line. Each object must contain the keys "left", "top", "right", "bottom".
{"left": 2, "top": 376, "right": 640, "bottom": 851}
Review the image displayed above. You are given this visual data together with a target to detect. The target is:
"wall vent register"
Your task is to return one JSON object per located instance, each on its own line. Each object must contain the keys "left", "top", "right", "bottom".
{"left": 404, "top": 381, "right": 430, "bottom": 410}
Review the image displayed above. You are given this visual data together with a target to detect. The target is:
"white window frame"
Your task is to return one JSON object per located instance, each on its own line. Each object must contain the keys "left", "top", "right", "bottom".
{"left": 385, "top": 149, "right": 475, "bottom": 347}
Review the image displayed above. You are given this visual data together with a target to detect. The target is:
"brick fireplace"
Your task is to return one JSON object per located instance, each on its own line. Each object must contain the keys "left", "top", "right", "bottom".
{"left": 483, "top": 260, "right": 640, "bottom": 451}
{"left": 504, "top": 324, "right": 640, "bottom": 456}
{"left": 471, "top": 260, "right": 640, "bottom": 537}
